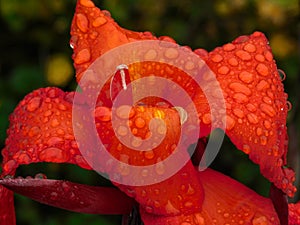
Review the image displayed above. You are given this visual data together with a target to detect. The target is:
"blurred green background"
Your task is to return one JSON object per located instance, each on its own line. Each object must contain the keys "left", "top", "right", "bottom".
{"left": 0, "top": 0, "right": 299, "bottom": 224}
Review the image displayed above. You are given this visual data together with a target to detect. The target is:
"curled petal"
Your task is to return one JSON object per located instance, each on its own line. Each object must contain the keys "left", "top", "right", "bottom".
{"left": 141, "top": 168, "right": 280, "bottom": 225}
{"left": 196, "top": 32, "right": 296, "bottom": 197}
{"left": 1, "top": 87, "right": 91, "bottom": 176}
{"left": 0, "top": 177, "right": 135, "bottom": 215}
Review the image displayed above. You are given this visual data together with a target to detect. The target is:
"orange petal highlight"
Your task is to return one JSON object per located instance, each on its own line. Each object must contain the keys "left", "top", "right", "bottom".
{"left": 196, "top": 32, "right": 296, "bottom": 197}
{"left": 141, "top": 168, "right": 280, "bottom": 225}
{"left": 1, "top": 87, "right": 91, "bottom": 176}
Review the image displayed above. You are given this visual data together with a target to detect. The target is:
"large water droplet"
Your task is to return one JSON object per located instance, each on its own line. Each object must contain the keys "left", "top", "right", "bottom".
{"left": 92, "top": 16, "right": 107, "bottom": 27}
{"left": 76, "top": 13, "right": 89, "bottom": 33}
{"left": 144, "top": 49, "right": 158, "bottom": 60}
{"left": 28, "top": 126, "right": 41, "bottom": 137}
{"left": 94, "top": 106, "right": 111, "bottom": 121}
{"left": 260, "top": 103, "right": 275, "bottom": 117}
{"left": 235, "top": 50, "right": 251, "bottom": 61}
{"left": 211, "top": 54, "right": 223, "bottom": 63}
{"left": 134, "top": 117, "right": 146, "bottom": 128}
{"left": 164, "top": 47, "right": 179, "bottom": 59}
{"left": 243, "top": 43, "right": 256, "bottom": 53}
{"left": 79, "top": 0, "right": 95, "bottom": 7}
{"left": 252, "top": 216, "right": 268, "bottom": 225}
{"left": 35, "top": 173, "right": 47, "bottom": 179}
{"left": 256, "top": 80, "right": 270, "bottom": 91}
{"left": 256, "top": 63, "right": 269, "bottom": 76}
{"left": 238, "top": 71, "right": 254, "bottom": 84}
{"left": 26, "top": 97, "right": 42, "bottom": 112}
{"left": 74, "top": 48, "right": 91, "bottom": 64}
{"left": 39, "top": 147, "right": 69, "bottom": 162}
{"left": 247, "top": 113, "right": 259, "bottom": 124}
{"left": 229, "top": 82, "right": 251, "bottom": 96}
{"left": 233, "top": 93, "right": 249, "bottom": 103}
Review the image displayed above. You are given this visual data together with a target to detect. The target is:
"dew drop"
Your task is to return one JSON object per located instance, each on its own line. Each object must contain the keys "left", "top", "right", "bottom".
{"left": 218, "top": 66, "right": 230, "bottom": 75}
{"left": 287, "top": 101, "right": 292, "bottom": 111}
{"left": 76, "top": 13, "right": 89, "bottom": 33}
{"left": 35, "top": 173, "right": 47, "bottom": 179}
{"left": 211, "top": 54, "right": 223, "bottom": 63}
{"left": 256, "top": 127, "right": 263, "bottom": 136}
{"left": 185, "top": 61, "right": 195, "bottom": 70}
{"left": 92, "top": 16, "right": 107, "bottom": 27}
{"left": 116, "top": 105, "right": 135, "bottom": 119}
{"left": 117, "top": 125, "right": 128, "bottom": 136}
{"left": 202, "top": 113, "right": 211, "bottom": 124}
{"left": 254, "top": 54, "right": 265, "bottom": 62}
{"left": 228, "top": 57, "right": 239, "bottom": 66}
{"left": 225, "top": 115, "right": 236, "bottom": 130}
{"left": 131, "top": 137, "right": 142, "bottom": 148}
{"left": 39, "top": 147, "right": 69, "bottom": 162}
{"left": 277, "top": 69, "right": 286, "bottom": 81}
{"left": 229, "top": 82, "right": 251, "bottom": 96}
{"left": 262, "top": 96, "right": 272, "bottom": 105}
{"left": 260, "top": 103, "right": 275, "bottom": 117}
{"left": 256, "top": 80, "right": 270, "bottom": 91}
{"left": 155, "top": 160, "right": 165, "bottom": 175}
{"left": 243, "top": 43, "right": 256, "bottom": 53}
{"left": 235, "top": 50, "right": 251, "bottom": 61}
{"left": 51, "top": 118, "right": 60, "bottom": 128}
{"left": 145, "top": 206, "right": 153, "bottom": 213}
{"left": 233, "top": 108, "right": 244, "bottom": 118}
{"left": 223, "top": 43, "right": 236, "bottom": 51}
{"left": 164, "top": 47, "right": 179, "bottom": 59}
{"left": 233, "top": 93, "right": 249, "bottom": 103}
{"left": 260, "top": 136, "right": 268, "bottom": 145}
{"left": 144, "top": 150, "right": 155, "bottom": 159}
{"left": 256, "top": 63, "right": 269, "bottom": 76}
{"left": 79, "top": 0, "right": 95, "bottom": 7}
{"left": 135, "top": 117, "right": 146, "bottom": 128}
{"left": 247, "top": 113, "right": 259, "bottom": 124}
{"left": 94, "top": 106, "right": 111, "bottom": 121}
{"left": 252, "top": 216, "right": 268, "bottom": 225}
{"left": 238, "top": 71, "right": 254, "bottom": 84}
{"left": 26, "top": 97, "right": 42, "bottom": 112}
{"left": 242, "top": 144, "right": 251, "bottom": 154}
{"left": 144, "top": 49, "right": 158, "bottom": 60}
{"left": 246, "top": 103, "right": 257, "bottom": 112}
{"left": 264, "top": 50, "right": 273, "bottom": 62}
{"left": 74, "top": 48, "right": 91, "bottom": 64}
{"left": 28, "top": 126, "right": 41, "bottom": 137}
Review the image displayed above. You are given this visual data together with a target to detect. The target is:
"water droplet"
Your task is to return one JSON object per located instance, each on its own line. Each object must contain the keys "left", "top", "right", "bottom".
{"left": 155, "top": 160, "right": 165, "bottom": 175}
{"left": 246, "top": 103, "right": 256, "bottom": 112}
{"left": 144, "top": 49, "right": 158, "bottom": 60}
{"left": 144, "top": 150, "right": 155, "bottom": 159}
{"left": 223, "top": 212, "right": 230, "bottom": 218}
{"left": 256, "top": 80, "right": 270, "bottom": 91}
{"left": 218, "top": 66, "right": 230, "bottom": 75}
{"left": 262, "top": 96, "right": 272, "bottom": 105}
{"left": 233, "top": 108, "right": 244, "bottom": 118}
{"left": 235, "top": 50, "right": 251, "bottom": 61}
{"left": 28, "top": 126, "right": 41, "bottom": 137}
{"left": 243, "top": 43, "right": 256, "bottom": 53}
{"left": 116, "top": 105, "right": 134, "bottom": 119}
{"left": 254, "top": 54, "right": 265, "bottom": 62}
{"left": 247, "top": 113, "right": 259, "bottom": 124}
{"left": 92, "top": 16, "right": 107, "bottom": 27}
{"left": 223, "top": 43, "right": 236, "bottom": 51}
{"left": 287, "top": 101, "right": 292, "bottom": 111}
{"left": 35, "top": 173, "right": 47, "bottom": 179}
{"left": 277, "top": 69, "right": 286, "bottom": 81}
{"left": 228, "top": 57, "right": 239, "bottom": 66}
{"left": 238, "top": 71, "right": 254, "bottom": 84}
{"left": 185, "top": 61, "right": 195, "bottom": 70}
{"left": 135, "top": 117, "right": 146, "bottom": 128}
{"left": 94, "top": 106, "right": 111, "bottom": 121}
{"left": 117, "top": 125, "right": 128, "bottom": 136}
{"left": 242, "top": 144, "right": 251, "bottom": 154}
{"left": 184, "top": 201, "right": 193, "bottom": 208}
{"left": 39, "top": 147, "right": 69, "bottom": 162}
{"left": 260, "top": 103, "right": 275, "bottom": 117}
{"left": 26, "top": 97, "right": 42, "bottom": 112}
{"left": 74, "top": 48, "right": 91, "bottom": 64}
{"left": 252, "top": 216, "right": 268, "bottom": 225}
{"left": 260, "top": 136, "right": 268, "bottom": 145}
{"left": 51, "top": 118, "right": 60, "bottom": 128}
{"left": 256, "top": 63, "right": 269, "bottom": 76}
{"left": 145, "top": 206, "right": 153, "bottom": 213}
{"left": 263, "top": 120, "right": 271, "bottom": 129}
{"left": 76, "top": 13, "right": 89, "bottom": 33}
{"left": 164, "top": 47, "right": 179, "bottom": 59}
{"left": 211, "top": 54, "right": 223, "bottom": 63}
{"left": 50, "top": 192, "right": 58, "bottom": 200}
{"left": 202, "top": 113, "right": 211, "bottom": 124}
{"left": 79, "top": 0, "right": 95, "bottom": 7}
{"left": 264, "top": 50, "right": 273, "bottom": 62}
{"left": 229, "top": 82, "right": 251, "bottom": 96}
{"left": 131, "top": 137, "right": 142, "bottom": 148}
{"left": 225, "top": 115, "right": 236, "bottom": 130}
{"left": 256, "top": 127, "right": 262, "bottom": 136}
{"left": 233, "top": 93, "right": 249, "bottom": 103}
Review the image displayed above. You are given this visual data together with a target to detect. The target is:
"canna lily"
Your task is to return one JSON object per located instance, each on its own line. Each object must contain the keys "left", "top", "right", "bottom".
{"left": 0, "top": 0, "right": 299, "bottom": 224}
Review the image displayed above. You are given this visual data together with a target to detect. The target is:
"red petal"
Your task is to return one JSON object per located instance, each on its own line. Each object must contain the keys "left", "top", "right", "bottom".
{"left": 141, "top": 168, "right": 280, "bottom": 225}
{"left": 0, "top": 185, "right": 15, "bottom": 225}
{"left": 71, "top": 0, "right": 160, "bottom": 82}
{"left": 0, "top": 177, "right": 135, "bottom": 215}
{"left": 1, "top": 87, "right": 91, "bottom": 176}
{"left": 289, "top": 201, "right": 300, "bottom": 225}
{"left": 270, "top": 183, "right": 288, "bottom": 225}
{"left": 196, "top": 32, "right": 296, "bottom": 197}
{"left": 94, "top": 106, "right": 204, "bottom": 216}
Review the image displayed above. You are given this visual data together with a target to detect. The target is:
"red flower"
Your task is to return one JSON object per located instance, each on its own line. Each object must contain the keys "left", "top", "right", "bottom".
{"left": 0, "top": 0, "right": 299, "bottom": 224}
